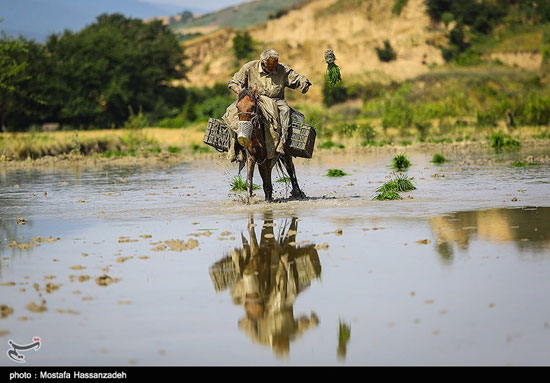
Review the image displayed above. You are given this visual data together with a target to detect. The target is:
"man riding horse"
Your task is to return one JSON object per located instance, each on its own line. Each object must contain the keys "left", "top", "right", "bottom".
{"left": 223, "top": 49, "right": 312, "bottom": 162}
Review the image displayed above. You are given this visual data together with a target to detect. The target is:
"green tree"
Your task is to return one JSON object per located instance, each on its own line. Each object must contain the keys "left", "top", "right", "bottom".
{"left": 233, "top": 31, "right": 253, "bottom": 60}
{"left": 441, "top": 12, "right": 454, "bottom": 28}
{"left": 375, "top": 40, "right": 397, "bottom": 62}
{"left": 180, "top": 11, "right": 194, "bottom": 23}
{"left": 1, "top": 13, "right": 188, "bottom": 131}
{"left": 44, "top": 14, "right": 187, "bottom": 128}
{"left": 0, "top": 33, "right": 30, "bottom": 131}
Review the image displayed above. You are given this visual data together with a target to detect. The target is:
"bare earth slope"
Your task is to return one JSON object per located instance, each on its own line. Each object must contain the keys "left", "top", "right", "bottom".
{"left": 181, "top": 0, "right": 447, "bottom": 101}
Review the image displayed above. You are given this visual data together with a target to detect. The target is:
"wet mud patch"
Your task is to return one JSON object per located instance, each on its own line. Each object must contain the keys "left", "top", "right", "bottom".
{"left": 26, "top": 301, "right": 47, "bottom": 313}
{"left": 95, "top": 275, "right": 120, "bottom": 287}
{"left": 151, "top": 238, "right": 199, "bottom": 252}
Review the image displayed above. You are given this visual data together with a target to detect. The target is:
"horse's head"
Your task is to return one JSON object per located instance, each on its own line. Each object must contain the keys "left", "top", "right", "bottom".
{"left": 236, "top": 88, "right": 259, "bottom": 122}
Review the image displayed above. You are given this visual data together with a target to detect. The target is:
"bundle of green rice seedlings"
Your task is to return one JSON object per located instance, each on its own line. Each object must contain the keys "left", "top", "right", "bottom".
{"left": 373, "top": 173, "right": 416, "bottom": 200}
{"left": 230, "top": 175, "right": 260, "bottom": 192}
{"left": 375, "top": 173, "right": 416, "bottom": 193}
{"left": 373, "top": 189, "right": 401, "bottom": 201}
{"left": 326, "top": 168, "right": 348, "bottom": 177}
{"left": 391, "top": 153, "right": 411, "bottom": 171}
{"left": 324, "top": 49, "right": 342, "bottom": 88}
{"left": 431, "top": 153, "right": 447, "bottom": 164}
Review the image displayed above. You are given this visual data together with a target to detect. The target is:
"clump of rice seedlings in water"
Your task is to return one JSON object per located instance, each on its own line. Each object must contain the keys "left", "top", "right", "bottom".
{"left": 326, "top": 169, "right": 348, "bottom": 177}
{"left": 231, "top": 175, "right": 260, "bottom": 192}
{"left": 431, "top": 153, "right": 447, "bottom": 164}
{"left": 373, "top": 173, "right": 416, "bottom": 200}
{"left": 391, "top": 153, "right": 411, "bottom": 171}
{"left": 373, "top": 189, "right": 401, "bottom": 201}
{"left": 376, "top": 173, "right": 416, "bottom": 193}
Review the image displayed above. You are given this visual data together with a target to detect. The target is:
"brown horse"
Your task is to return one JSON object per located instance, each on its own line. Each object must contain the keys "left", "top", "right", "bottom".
{"left": 236, "top": 88, "right": 305, "bottom": 201}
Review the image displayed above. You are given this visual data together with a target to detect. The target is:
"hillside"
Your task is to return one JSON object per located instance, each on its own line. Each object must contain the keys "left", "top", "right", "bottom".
{"left": 171, "top": 0, "right": 306, "bottom": 32}
{"left": 180, "top": 0, "right": 448, "bottom": 102}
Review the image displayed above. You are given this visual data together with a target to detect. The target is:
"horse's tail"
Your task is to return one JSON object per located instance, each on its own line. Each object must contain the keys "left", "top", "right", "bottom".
{"left": 276, "top": 156, "right": 286, "bottom": 177}
{"left": 275, "top": 155, "right": 291, "bottom": 194}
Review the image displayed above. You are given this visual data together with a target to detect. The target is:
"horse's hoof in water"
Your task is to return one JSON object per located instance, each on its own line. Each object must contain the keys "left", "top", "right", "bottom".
{"left": 291, "top": 190, "right": 306, "bottom": 199}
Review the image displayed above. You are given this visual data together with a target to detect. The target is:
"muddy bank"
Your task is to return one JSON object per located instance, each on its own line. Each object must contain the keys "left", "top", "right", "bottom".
{"left": 1, "top": 138, "right": 549, "bottom": 172}
{"left": 0, "top": 152, "right": 204, "bottom": 171}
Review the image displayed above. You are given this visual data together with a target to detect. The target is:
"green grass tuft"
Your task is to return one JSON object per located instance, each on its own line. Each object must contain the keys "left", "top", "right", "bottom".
{"left": 373, "top": 189, "right": 402, "bottom": 201}
{"left": 391, "top": 153, "right": 411, "bottom": 171}
{"left": 431, "top": 153, "right": 447, "bottom": 164}
{"left": 491, "top": 133, "right": 520, "bottom": 150}
{"left": 230, "top": 175, "right": 260, "bottom": 192}
{"left": 168, "top": 146, "right": 182, "bottom": 153}
{"left": 326, "top": 168, "right": 348, "bottom": 177}
{"left": 511, "top": 160, "right": 541, "bottom": 167}
{"left": 320, "top": 141, "right": 335, "bottom": 149}
{"left": 534, "top": 132, "right": 550, "bottom": 139}
{"left": 191, "top": 144, "right": 210, "bottom": 153}
{"left": 376, "top": 173, "right": 416, "bottom": 193}
{"left": 373, "top": 173, "right": 416, "bottom": 200}
{"left": 320, "top": 140, "right": 345, "bottom": 149}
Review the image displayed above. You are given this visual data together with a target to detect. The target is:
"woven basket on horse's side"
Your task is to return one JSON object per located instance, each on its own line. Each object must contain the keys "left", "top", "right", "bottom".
{"left": 204, "top": 116, "right": 316, "bottom": 159}
{"left": 203, "top": 118, "right": 231, "bottom": 153}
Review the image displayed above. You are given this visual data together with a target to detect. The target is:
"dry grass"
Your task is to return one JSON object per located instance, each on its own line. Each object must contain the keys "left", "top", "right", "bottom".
{"left": 0, "top": 126, "right": 208, "bottom": 160}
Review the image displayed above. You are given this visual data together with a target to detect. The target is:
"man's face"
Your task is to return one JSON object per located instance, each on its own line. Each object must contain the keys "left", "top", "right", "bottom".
{"left": 262, "top": 58, "right": 278, "bottom": 73}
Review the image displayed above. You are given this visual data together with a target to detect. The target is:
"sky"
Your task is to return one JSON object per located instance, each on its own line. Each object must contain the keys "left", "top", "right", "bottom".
{"left": 0, "top": 0, "right": 251, "bottom": 41}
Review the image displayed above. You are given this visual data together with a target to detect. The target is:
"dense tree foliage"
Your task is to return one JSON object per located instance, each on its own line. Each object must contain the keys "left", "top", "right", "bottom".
{"left": 0, "top": 34, "right": 30, "bottom": 131}
{"left": 232, "top": 31, "right": 254, "bottom": 60}
{"left": 0, "top": 13, "right": 187, "bottom": 131}
{"left": 425, "top": 1, "right": 550, "bottom": 62}
{"left": 426, "top": 0, "right": 550, "bottom": 30}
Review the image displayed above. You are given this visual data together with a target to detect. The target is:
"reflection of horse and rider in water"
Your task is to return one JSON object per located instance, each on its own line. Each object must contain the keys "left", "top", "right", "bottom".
{"left": 209, "top": 213, "right": 321, "bottom": 357}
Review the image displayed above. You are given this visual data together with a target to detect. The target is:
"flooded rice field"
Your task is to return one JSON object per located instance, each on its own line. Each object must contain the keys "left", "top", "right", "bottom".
{"left": 1, "top": 147, "right": 550, "bottom": 365}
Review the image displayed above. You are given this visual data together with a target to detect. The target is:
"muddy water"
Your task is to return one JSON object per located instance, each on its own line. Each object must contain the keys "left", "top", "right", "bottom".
{"left": 1, "top": 148, "right": 550, "bottom": 365}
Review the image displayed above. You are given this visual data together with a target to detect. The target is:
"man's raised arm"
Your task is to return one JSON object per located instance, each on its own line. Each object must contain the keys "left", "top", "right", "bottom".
{"left": 284, "top": 65, "right": 312, "bottom": 94}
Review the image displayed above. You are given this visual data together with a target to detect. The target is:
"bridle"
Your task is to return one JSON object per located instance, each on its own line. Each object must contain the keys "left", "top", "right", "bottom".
{"left": 237, "top": 92, "right": 261, "bottom": 131}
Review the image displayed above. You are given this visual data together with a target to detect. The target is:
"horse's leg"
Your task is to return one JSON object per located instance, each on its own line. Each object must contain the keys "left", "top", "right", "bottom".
{"left": 246, "top": 154, "right": 256, "bottom": 202}
{"left": 281, "top": 154, "right": 306, "bottom": 198}
{"left": 259, "top": 162, "right": 273, "bottom": 202}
